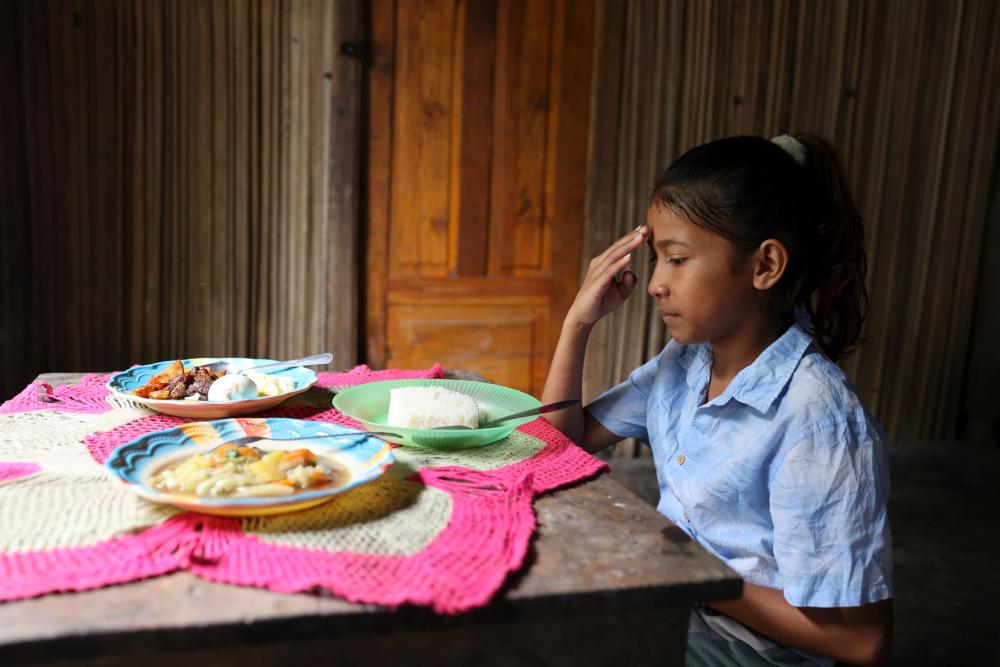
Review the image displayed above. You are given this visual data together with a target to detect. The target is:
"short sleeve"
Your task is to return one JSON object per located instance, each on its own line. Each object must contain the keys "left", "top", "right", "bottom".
{"left": 585, "top": 347, "right": 667, "bottom": 442}
{"left": 770, "top": 417, "right": 893, "bottom": 608}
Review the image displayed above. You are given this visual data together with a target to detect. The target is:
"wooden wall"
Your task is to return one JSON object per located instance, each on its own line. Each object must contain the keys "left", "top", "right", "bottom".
{"left": 583, "top": 0, "right": 1000, "bottom": 448}
{"left": 0, "top": 0, "right": 361, "bottom": 401}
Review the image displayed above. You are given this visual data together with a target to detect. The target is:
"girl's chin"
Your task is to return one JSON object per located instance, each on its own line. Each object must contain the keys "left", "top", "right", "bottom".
{"left": 667, "top": 328, "right": 690, "bottom": 342}
{"left": 663, "top": 323, "right": 704, "bottom": 345}
{"left": 664, "top": 322, "right": 687, "bottom": 340}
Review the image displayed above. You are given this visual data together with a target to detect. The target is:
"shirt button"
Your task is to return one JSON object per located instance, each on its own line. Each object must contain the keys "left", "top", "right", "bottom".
{"left": 676, "top": 454, "right": 686, "bottom": 465}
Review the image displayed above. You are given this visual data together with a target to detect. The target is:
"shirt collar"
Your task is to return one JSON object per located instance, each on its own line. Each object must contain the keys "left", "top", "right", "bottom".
{"left": 678, "top": 343, "right": 713, "bottom": 393}
{"left": 677, "top": 320, "right": 814, "bottom": 414}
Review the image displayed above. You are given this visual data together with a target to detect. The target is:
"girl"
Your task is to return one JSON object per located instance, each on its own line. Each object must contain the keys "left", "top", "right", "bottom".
{"left": 542, "top": 135, "right": 893, "bottom": 666}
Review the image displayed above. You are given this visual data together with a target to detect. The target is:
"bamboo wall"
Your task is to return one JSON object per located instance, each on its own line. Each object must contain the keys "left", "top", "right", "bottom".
{"left": 0, "top": 0, "right": 361, "bottom": 400}
{"left": 583, "top": 0, "right": 1000, "bottom": 449}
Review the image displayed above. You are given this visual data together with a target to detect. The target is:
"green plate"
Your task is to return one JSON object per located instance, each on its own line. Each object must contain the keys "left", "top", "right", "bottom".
{"left": 331, "top": 379, "right": 542, "bottom": 449}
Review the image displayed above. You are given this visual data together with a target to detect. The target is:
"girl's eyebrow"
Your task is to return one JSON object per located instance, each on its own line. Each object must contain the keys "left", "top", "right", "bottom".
{"left": 655, "top": 238, "right": 693, "bottom": 249}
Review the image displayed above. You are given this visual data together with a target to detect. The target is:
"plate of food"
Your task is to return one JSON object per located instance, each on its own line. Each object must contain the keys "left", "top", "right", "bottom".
{"left": 332, "top": 379, "right": 542, "bottom": 449}
{"left": 104, "top": 418, "right": 395, "bottom": 516}
{"left": 107, "top": 358, "right": 317, "bottom": 418}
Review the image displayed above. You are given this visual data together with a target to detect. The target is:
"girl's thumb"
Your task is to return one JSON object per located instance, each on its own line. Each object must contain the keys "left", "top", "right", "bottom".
{"left": 618, "top": 271, "right": 636, "bottom": 297}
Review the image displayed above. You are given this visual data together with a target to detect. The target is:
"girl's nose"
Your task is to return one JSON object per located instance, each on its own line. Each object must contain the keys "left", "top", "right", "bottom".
{"left": 648, "top": 276, "right": 667, "bottom": 298}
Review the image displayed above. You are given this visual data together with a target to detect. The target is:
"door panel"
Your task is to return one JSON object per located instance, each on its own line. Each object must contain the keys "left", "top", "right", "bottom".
{"left": 386, "top": 303, "right": 548, "bottom": 392}
{"left": 390, "top": 0, "right": 455, "bottom": 275}
{"left": 489, "top": 0, "right": 554, "bottom": 276}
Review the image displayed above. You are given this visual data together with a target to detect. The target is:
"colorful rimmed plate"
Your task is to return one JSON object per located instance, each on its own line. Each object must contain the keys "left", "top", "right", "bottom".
{"left": 107, "top": 358, "right": 317, "bottom": 418}
{"left": 104, "top": 418, "right": 395, "bottom": 516}
{"left": 332, "top": 379, "right": 542, "bottom": 449}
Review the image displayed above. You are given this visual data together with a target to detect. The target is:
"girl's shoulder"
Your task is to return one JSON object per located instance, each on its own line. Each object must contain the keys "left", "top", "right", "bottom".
{"left": 782, "top": 344, "right": 882, "bottom": 441}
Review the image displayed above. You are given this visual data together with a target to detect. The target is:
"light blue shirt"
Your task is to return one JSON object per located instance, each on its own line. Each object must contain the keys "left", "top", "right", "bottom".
{"left": 588, "top": 321, "right": 893, "bottom": 608}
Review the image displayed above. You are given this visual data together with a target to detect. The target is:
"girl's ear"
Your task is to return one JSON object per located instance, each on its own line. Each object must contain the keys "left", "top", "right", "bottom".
{"left": 752, "top": 239, "right": 788, "bottom": 290}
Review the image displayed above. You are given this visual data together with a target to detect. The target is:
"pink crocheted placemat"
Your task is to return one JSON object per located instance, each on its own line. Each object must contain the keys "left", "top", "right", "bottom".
{"left": 0, "top": 364, "right": 444, "bottom": 415}
{"left": 0, "top": 370, "right": 606, "bottom": 613}
{"left": 0, "top": 375, "right": 115, "bottom": 415}
{"left": 316, "top": 363, "right": 445, "bottom": 388}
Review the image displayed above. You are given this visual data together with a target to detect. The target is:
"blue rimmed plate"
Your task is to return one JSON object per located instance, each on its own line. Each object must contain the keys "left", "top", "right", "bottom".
{"left": 107, "top": 358, "right": 317, "bottom": 418}
{"left": 104, "top": 418, "right": 395, "bottom": 516}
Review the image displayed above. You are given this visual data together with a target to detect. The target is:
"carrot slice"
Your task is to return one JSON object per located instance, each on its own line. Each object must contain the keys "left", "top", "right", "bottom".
{"left": 279, "top": 449, "right": 317, "bottom": 468}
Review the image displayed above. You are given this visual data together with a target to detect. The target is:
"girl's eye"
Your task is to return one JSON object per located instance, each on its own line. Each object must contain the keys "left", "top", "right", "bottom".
{"left": 668, "top": 257, "right": 687, "bottom": 266}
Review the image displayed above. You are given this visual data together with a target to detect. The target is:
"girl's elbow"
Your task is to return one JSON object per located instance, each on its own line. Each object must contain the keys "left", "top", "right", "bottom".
{"left": 849, "top": 635, "right": 891, "bottom": 666}
{"left": 845, "top": 616, "right": 893, "bottom": 666}
{"left": 815, "top": 599, "right": 893, "bottom": 666}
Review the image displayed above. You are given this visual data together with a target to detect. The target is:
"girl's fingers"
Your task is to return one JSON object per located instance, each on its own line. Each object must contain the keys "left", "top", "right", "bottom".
{"left": 593, "top": 226, "right": 647, "bottom": 263}
{"left": 591, "top": 228, "right": 646, "bottom": 276}
{"left": 573, "top": 244, "right": 641, "bottom": 322}
{"left": 589, "top": 249, "right": 636, "bottom": 290}
{"left": 616, "top": 270, "right": 637, "bottom": 299}
{"left": 609, "top": 227, "right": 647, "bottom": 256}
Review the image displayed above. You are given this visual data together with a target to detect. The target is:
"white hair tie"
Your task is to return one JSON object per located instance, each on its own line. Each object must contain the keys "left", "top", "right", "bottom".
{"left": 771, "top": 134, "right": 807, "bottom": 167}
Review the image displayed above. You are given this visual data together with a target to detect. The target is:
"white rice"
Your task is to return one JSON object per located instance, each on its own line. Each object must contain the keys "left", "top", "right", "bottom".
{"left": 386, "top": 386, "right": 480, "bottom": 429}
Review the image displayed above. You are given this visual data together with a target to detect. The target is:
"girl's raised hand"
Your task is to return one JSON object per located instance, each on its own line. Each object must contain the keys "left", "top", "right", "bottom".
{"left": 566, "top": 226, "right": 649, "bottom": 327}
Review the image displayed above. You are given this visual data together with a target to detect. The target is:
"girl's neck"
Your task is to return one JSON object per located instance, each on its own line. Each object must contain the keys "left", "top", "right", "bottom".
{"left": 707, "top": 310, "right": 790, "bottom": 399}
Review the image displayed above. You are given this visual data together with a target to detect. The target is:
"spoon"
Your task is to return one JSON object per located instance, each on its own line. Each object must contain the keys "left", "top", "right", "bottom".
{"left": 223, "top": 431, "right": 402, "bottom": 448}
{"left": 202, "top": 352, "right": 333, "bottom": 376}
{"left": 432, "top": 398, "right": 580, "bottom": 430}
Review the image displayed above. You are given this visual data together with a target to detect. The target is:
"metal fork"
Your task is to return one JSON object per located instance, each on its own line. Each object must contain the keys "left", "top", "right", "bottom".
{"left": 202, "top": 352, "right": 333, "bottom": 376}
{"left": 432, "top": 398, "right": 579, "bottom": 430}
{"left": 221, "top": 431, "right": 401, "bottom": 448}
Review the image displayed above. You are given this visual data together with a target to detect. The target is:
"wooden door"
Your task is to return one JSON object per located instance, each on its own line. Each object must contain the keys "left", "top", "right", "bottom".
{"left": 365, "top": 0, "right": 595, "bottom": 395}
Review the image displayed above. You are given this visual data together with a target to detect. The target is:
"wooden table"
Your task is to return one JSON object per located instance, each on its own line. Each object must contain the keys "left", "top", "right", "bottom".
{"left": 0, "top": 373, "right": 741, "bottom": 666}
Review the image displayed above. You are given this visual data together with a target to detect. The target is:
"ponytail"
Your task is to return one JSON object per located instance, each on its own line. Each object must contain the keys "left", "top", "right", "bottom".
{"left": 651, "top": 134, "right": 870, "bottom": 361}
{"left": 793, "top": 134, "right": 869, "bottom": 361}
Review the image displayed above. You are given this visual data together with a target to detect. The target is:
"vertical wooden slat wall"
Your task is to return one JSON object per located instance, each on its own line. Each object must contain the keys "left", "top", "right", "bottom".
{"left": 583, "top": 0, "right": 1000, "bottom": 451}
{"left": 0, "top": 0, "right": 361, "bottom": 400}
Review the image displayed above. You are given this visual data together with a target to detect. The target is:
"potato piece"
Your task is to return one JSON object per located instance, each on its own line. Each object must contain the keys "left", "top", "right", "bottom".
{"left": 131, "top": 360, "right": 184, "bottom": 398}
{"left": 248, "top": 451, "right": 284, "bottom": 483}
{"left": 148, "top": 360, "right": 185, "bottom": 385}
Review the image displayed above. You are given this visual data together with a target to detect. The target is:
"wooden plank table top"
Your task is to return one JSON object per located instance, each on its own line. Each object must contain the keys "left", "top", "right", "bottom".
{"left": 0, "top": 373, "right": 741, "bottom": 666}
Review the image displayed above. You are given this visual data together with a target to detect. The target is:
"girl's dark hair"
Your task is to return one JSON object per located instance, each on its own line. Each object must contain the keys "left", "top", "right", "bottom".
{"left": 650, "top": 134, "right": 868, "bottom": 361}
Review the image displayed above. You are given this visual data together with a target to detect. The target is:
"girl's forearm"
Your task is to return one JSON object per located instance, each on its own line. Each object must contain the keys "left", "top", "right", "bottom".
{"left": 709, "top": 582, "right": 892, "bottom": 666}
{"left": 540, "top": 319, "right": 592, "bottom": 444}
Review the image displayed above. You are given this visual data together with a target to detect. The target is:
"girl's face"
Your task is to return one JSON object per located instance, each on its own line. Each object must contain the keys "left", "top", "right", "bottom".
{"left": 645, "top": 204, "right": 760, "bottom": 345}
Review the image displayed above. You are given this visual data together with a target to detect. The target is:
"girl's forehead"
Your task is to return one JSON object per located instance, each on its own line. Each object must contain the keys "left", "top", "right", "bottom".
{"left": 646, "top": 205, "right": 698, "bottom": 238}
